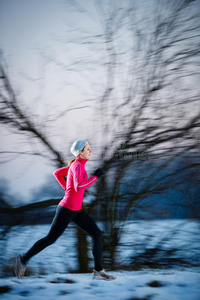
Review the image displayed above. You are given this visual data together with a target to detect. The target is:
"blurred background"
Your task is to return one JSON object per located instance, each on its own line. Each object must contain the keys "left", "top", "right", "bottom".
{"left": 0, "top": 0, "right": 200, "bottom": 277}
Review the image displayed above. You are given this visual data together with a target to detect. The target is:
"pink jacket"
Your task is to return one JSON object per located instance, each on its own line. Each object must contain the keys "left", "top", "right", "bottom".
{"left": 53, "top": 157, "right": 98, "bottom": 211}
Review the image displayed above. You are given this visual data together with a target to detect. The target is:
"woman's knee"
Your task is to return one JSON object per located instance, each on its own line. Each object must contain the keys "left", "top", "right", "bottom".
{"left": 44, "top": 234, "right": 58, "bottom": 246}
{"left": 93, "top": 227, "right": 102, "bottom": 239}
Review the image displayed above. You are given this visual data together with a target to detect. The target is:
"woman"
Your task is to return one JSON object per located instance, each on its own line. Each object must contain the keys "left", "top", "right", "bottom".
{"left": 15, "top": 140, "right": 115, "bottom": 280}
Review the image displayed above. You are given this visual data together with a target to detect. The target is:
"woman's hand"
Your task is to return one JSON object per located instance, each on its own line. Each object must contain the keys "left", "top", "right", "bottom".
{"left": 93, "top": 168, "right": 104, "bottom": 179}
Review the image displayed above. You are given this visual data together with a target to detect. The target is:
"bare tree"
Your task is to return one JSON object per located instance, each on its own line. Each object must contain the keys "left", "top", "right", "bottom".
{"left": 0, "top": 0, "right": 200, "bottom": 270}
{"left": 62, "top": 0, "right": 200, "bottom": 266}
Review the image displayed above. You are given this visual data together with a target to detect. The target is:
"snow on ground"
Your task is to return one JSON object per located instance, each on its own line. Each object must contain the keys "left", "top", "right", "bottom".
{"left": 1, "top": 220, "right": 199, "bottom": 299}
{"left": 0, "top": 269, "right": 200, "bottom": 300}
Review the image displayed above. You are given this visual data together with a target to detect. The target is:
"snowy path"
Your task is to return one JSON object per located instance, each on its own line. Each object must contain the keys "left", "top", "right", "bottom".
{"left": 0, "top": 270, "right": 200, "bottom": 300}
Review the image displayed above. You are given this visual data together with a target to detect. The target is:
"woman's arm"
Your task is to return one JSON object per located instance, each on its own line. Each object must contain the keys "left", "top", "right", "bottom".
{"left": 53, "top": 166, "right": 70, "bottom": 190}
{"left": 73, "top": 163, "right": 98, "bottom": 192}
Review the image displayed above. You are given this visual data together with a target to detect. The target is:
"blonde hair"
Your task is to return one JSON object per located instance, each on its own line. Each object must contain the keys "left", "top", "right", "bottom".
{"left": 68, "top": 158, "right": 76, "bottom": 166}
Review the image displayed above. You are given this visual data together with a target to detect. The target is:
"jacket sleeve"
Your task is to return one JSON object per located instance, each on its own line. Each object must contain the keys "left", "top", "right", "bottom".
{"left": 53, "top": 166, "right": 70, "bottom": 190}
{"left": 73, "top": 163, "right": 98, "bottom": 192}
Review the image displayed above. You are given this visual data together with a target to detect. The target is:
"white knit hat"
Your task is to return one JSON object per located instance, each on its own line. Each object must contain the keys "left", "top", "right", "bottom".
{"left": 70, "top": 140, "right": 88, "bottom": 157}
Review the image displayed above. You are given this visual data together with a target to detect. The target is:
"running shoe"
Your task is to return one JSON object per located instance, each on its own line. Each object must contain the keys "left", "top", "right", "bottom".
{"left": 14, "top": 255, "right": 26, "bottom": 279}
{"left": 93, "top": 269, "right": 116, "bottom": 280}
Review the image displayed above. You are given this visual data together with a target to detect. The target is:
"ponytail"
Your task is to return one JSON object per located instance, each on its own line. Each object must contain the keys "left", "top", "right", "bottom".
{"left": 68, "top": 158, "right": 76, "bottom": 166}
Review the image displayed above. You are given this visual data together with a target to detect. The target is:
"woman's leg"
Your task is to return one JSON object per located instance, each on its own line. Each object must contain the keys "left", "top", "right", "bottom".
{"left": 22, "top": 206, "right": 77, "bottom": 263}
{"left": 72, "top": 209, "right": 103, "bottom": 271}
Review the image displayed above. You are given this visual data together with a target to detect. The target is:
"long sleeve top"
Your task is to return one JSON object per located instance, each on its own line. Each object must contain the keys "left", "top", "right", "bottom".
{"left": 53, "top": 157, "right": 98, "bottom": 211}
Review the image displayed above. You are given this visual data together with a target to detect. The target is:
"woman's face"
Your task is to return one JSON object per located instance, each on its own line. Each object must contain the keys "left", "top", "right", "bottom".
{"left": 80, "top": 143, "right": 92, "bottom": 160}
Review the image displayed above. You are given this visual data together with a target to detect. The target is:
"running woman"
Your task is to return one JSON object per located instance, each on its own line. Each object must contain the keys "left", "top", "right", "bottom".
{"left": 15, "top": 140, "right": 115, "bottom": 280}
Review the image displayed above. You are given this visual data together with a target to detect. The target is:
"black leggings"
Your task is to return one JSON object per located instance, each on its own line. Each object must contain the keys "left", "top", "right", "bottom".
{"left": 23, "top": 205, "right": 103, "bottom": 271}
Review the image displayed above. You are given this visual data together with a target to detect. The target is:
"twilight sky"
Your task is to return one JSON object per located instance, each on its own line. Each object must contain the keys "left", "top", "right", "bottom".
{"left": 0, "top": 0, "right": 199, "bottom": 203}
{"left": 0, "top": 0, "right": 105, "bottom": 202}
